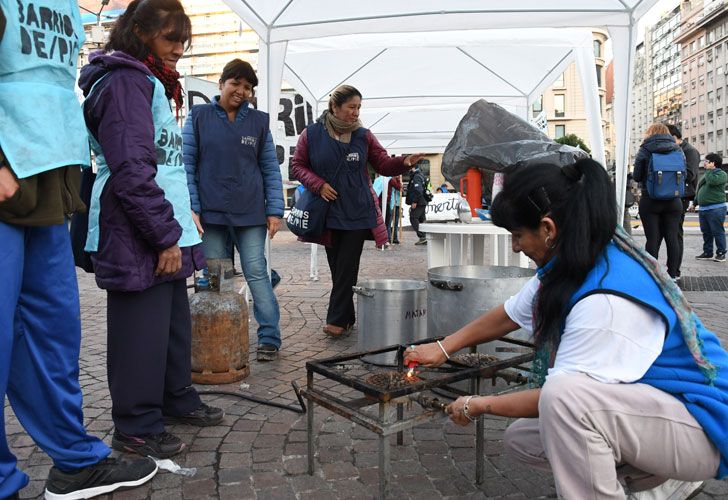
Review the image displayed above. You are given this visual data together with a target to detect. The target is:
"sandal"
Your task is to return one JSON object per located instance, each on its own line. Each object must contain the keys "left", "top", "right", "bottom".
{"left": 323, "top": 324, "right": 350, "bottom": 337}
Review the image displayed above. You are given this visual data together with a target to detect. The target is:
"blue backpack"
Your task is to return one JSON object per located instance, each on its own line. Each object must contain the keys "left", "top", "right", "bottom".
{"left": 646, "top": 150, "right": 686, "bottom": 200}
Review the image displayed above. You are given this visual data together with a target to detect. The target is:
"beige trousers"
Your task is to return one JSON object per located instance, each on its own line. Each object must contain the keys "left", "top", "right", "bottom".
{"left": 503, "top": 373, "right": 719, "bottom": 499}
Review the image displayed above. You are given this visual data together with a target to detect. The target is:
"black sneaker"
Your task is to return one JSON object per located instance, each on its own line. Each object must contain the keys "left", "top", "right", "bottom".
{"left": 112, "top": 430, "right": 184, "bottom": 458}
{"left": 44, "top": 456, "right": 157, "bottom": 500}
{"left": 414, "top": 237, "right": 427, "bottom": 245}
{"left": 715, "top": 253, "right": 726, "bottom": 262}
{"left": 696, "top": 252, "right": 714, "bottom": 260}
{"left": 257, "top": 344, "right": 279, "bottom": 362}
{"left": 163, "top": 403, "right": 224, "bottom": 427}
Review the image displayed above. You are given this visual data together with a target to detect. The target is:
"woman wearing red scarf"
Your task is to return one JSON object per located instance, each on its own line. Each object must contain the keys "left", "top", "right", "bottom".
{"left": 79, "top": 0, "right": 222, "bottom": 459}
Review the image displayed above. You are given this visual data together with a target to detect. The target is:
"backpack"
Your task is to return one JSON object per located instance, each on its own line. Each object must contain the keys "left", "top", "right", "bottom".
{"left": 646, "top": 150, "right": 686, "bottom": 200}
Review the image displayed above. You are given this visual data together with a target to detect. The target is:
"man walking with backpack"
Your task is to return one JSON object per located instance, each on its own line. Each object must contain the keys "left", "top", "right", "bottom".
{"left": 633, "top": 123, "right": 687, "bottom": 281}
{"left": 695, "top": 153, "right": 727, "bottom": 262}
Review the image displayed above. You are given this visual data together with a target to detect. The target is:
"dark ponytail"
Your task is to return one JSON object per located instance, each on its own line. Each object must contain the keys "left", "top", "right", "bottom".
{"left": 105, "top": 0, "right": 191, "bottom": 61}
{"left": 490, "top": 158, "right": 617, "bottom": 348}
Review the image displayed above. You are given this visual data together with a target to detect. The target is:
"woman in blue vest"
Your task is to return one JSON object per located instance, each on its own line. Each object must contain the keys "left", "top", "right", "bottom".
{"left": 183, "top": 58, "right": 285, "bottom": 362}
{"left": 405, "top": 158, "right": 728, "bottom": 499}
{"left": 291, "top": 85, "right": 425, "bottom": 337}
{"left": 79, "top": 0, "right": 223, "bottom": 459}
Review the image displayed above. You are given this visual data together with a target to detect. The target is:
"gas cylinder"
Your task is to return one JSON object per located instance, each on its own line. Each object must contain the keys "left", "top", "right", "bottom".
{"left": 190, "top": 259, "right": 250, "bottom": 384}
{"left": 459, "top": 168, "right": 482, "bottom": 217}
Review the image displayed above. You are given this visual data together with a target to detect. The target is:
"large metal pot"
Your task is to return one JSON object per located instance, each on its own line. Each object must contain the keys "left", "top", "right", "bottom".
{"left": 354, "top": 279, "right": 428, "bottom": 365}
{"left": 428, "top": 265, "right": 535, "bottom": 355}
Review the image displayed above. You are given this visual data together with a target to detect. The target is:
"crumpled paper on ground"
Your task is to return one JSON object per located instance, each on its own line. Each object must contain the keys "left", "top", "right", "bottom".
{"left": 152, "top": 457, "right": 197, "bottom": 477}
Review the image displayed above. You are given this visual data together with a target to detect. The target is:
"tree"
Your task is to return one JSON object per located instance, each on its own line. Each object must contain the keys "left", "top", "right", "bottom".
{"left": 554, "top": 133, "right": 591, "bottom": 154}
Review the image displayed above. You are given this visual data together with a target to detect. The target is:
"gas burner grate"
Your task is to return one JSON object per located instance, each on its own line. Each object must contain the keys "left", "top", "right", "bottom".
{"left": 450, "top": 352, "right": 499, "bottom": 367}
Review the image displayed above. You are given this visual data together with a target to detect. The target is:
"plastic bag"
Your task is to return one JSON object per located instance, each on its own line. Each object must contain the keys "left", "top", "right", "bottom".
{"left": 442, "top": 100, "right": 589, "bottom": 190}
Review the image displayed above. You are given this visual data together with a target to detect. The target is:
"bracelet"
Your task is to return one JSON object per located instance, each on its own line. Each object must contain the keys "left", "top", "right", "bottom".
{"left": 462, "top": 395, "right": 477, "bottom": 422}
{"left": 436, "top": 340, "right": 450, "bottom": 360}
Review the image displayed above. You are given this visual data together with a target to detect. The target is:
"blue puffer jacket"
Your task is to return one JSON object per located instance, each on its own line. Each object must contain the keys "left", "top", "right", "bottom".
{"left": 183, "top": 97, "right": 284, "bottom": 227}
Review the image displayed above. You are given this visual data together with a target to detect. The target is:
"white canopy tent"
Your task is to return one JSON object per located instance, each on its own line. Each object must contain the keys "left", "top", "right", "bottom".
{"left": 222, "top": 0, "right": 661, "bottom": 211}
{"left": 282, "top": 29, "right": 601, "bottom": 157}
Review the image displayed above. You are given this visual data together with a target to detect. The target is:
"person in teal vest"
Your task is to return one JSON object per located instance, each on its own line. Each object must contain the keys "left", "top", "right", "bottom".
{"left": 0, "top": 1, "right": 157, "bottom": 498}
{"left": 405, "top": 158, "right": 728, "bottom": 499}
{"left": 79, "top": 0, "right": 223, "bottom": 460}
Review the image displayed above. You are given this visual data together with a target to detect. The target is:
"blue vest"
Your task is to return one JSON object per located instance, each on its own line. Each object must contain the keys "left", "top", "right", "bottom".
{"left": 190, "top": 100, "right": 268, "bottom": 226}
{"left": 86, "top": 76, "right": 200, "bottom": 251}
{"left": 0, "top": 0, "right": 89, "bottom": 178}
{"left": 567, "top": 242, "right": 728, "bottom": 478}
{"left": 307, "top": 123, "right": 376, "bottom": 230}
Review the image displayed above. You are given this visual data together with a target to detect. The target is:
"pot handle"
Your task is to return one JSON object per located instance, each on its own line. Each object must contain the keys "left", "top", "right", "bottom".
{"left": 429, "top": 279, "right": 464, "bottom": 291}
{"left": 352, "top": 286, "right": 375, "bottom": 297}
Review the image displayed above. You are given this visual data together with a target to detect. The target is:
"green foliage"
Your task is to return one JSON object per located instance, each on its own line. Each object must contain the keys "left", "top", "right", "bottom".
{"left": 554, "top": 134, "right": 591, "bottom": 154}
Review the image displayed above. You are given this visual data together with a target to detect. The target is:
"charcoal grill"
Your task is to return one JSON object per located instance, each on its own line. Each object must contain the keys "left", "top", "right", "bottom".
{"left": 300, "top": 336, "right": 535, "bottom": 498}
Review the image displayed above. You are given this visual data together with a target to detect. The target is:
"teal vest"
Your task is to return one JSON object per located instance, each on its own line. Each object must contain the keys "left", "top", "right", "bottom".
{"left": 567, "top": 242, "right": 728, "bottom": 478}
{"left": 86, "top": 76, "right": 200, "bottom": 251}
{"left": 0, "top": 0, "right": 89, "bottom": 178}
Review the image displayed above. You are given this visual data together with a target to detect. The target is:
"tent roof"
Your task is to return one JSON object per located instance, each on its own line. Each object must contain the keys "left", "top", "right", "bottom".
{"left": 282, "top": 28, "right": 594, "bottom": 153}
{"left": 284, "top": 28, "right": 592, "bottom": 112}
{"left": 224, "top": 0, "right": 659, "bottom": 42}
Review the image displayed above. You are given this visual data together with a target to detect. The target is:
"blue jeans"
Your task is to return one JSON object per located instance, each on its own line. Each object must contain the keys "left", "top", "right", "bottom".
{"left": 699, "top": 206, "right": 727, "bottom": 255}
{"left": 202, "top": 224, "right": 281, "bottom": 349}
{"left": 0, "top": 223, "right": 110, "bottom": 497}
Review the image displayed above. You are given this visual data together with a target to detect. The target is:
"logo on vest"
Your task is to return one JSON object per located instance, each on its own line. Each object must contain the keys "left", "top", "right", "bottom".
{"left": 156, "top": 128, "right": 183, "bottom": 166}
{"left": 16, "top": 1, "right": 80, "bottom": 66}
{"left": 346, "top": 152, "right": 360, "bottom": 162}
{"left": 241, "top": 136, "right": 258, "bottom": 147}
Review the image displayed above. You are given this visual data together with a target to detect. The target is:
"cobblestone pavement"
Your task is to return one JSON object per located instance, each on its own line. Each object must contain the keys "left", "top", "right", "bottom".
{"left": 5, "top": 227, "right": 728, "bottom": 499}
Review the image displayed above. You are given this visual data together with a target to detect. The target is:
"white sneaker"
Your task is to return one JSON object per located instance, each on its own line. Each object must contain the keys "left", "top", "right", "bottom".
{"left": 628, "top": 479, "right": 703, "bottom": 500}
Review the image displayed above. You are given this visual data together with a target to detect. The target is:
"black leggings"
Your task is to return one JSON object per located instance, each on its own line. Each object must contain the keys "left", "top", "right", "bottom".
{"left": 324, "top": 229, "right": 370, "bottom": 327}
{"left": 638, "top": 195, "right": 683, "bottom": 278}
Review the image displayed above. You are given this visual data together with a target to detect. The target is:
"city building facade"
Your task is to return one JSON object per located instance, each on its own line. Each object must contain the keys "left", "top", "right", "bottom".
{"left": 677, "top": 0, "right": 728, "bottom": 158}
{"left": 536, "top": 30, "right": 611, "bottom": 164}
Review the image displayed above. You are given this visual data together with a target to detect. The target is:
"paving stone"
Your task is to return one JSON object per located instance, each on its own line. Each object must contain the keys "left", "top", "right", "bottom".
{"left": 321, "top": 462, "right": 359, "bottom": 481}
{"left": 217, "top": 466, "right": 252, "bottom": 485}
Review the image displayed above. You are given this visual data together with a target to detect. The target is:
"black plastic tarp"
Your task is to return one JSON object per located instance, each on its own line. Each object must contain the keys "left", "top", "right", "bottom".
{"left": 441, "top": 100, "right": 589, "bottom": 190}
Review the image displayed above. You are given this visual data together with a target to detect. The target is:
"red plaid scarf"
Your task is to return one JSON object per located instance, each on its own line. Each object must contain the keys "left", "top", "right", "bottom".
{"left": 143, "top": 53, "right": 183, "bottom": 112}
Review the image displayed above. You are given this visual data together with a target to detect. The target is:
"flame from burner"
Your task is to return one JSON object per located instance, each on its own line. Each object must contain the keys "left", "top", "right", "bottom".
{"left": 406, "top": 367, "right": 416, "bottom": 380}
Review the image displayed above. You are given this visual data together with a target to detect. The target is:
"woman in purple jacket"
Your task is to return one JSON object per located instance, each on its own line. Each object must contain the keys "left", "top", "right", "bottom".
{"left": 291, "top": 85, "right": 425, "bottom": 337}
{"left": 79, "top": 0, "right": 222, "bottom": 459}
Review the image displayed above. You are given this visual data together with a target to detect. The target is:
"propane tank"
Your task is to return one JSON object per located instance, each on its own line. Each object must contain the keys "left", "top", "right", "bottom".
{"left": 189, "top": 259, "right": 250, "bottom": 384}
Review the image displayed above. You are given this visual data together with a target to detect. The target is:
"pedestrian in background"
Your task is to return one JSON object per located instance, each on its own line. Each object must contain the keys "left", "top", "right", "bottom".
{"left": 80, "top": 0, "right": 223, "bottom": 459}
{"left": 406, "top": 163, "right": 429, "bottom": 245}
{"left": 0, "top": 1, "right": 159, "bottom": 498}
{"left": 632, "top": 123, "right": 685, "bottom": 280}
{"left": 695, "top": 153, "right": 727, "bottom": 263}
{"left": 387, "top": 176, "right": 403, "bottom": 244}
{"left": 667, "top": 124, "right": 700, "bottom": 278}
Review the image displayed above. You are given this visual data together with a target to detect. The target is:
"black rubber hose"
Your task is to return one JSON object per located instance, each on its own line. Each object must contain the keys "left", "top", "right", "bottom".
{"left": 198, "top": 381, "right": 307, "bottom": 414}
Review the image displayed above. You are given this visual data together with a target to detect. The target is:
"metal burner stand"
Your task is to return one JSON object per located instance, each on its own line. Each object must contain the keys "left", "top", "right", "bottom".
{"left": 301, "top": 338, "right": 534, "bottom": 498}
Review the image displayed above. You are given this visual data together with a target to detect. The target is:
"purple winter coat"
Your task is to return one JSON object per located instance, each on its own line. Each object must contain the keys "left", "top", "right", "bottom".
{"left": 79, "top": 51, "right": 204, "bottom": 292}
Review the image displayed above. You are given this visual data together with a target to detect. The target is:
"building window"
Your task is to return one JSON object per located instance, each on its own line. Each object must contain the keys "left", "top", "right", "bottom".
{"left": 700, "top": 134, "right": 705, "bottom": 144}
{"left": 554, "top": 94, "right": 565, "bottom": 118}
{"left": 595, "top": 65, "right": 602, "bottom": 86}
{"left": 594, "top": 39, "right": 602, "bottom": 58}
{"left": 700, "top": 114, "right": 705, "bottom": 125}
{"left": 555, "top": 125, "right": 566, "bottom": 139}
{"left": 532, "top": 95, "right": 543, "bottom": 116}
